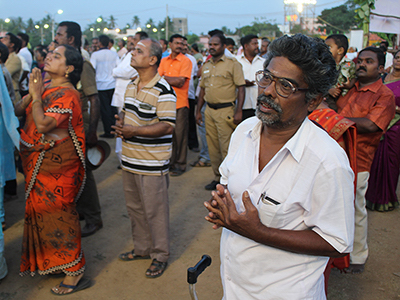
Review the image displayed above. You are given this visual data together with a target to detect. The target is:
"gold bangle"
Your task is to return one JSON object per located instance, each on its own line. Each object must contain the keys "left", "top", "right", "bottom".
{"left": 32, "top": 99, "right": 42, "bottom": 106}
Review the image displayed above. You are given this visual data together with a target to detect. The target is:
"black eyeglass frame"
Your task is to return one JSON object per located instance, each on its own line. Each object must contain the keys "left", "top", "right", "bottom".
{"left": 255, "top": 70, "right": 309, "bottom": 98}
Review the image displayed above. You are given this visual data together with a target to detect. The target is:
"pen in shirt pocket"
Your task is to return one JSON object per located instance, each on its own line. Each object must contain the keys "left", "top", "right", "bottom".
{"left": 258, "top": 192, "right": 281, "bottom": 205}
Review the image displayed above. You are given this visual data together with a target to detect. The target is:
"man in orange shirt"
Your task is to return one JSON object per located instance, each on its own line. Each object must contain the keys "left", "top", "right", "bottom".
{"left": 337, "top": 47, "right": 395, "bottom": 274}
{"left": 158, "top": 34, "right": 192, "bottom": 176}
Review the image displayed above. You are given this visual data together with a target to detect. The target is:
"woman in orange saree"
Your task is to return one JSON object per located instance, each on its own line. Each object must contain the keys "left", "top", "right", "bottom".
{"left": 14, "top": 45, "right": 91, "bottom": 295}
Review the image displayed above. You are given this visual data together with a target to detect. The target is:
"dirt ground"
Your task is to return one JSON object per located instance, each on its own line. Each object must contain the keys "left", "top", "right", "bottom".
{"left": 1, "top": 136, "right": 400, "bottom": 300}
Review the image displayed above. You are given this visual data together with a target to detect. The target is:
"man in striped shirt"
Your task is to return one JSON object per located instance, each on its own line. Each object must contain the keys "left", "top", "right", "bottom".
{"left": 112, "top": 38, "right": 176, "bottom": 279}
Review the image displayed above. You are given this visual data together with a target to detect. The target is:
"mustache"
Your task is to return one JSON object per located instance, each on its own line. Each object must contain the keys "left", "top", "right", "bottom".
{"left": 257, "top": 94, "right": 282, "bottom": 113}
{"left": 357, "top": 66, "right": 367, "bottom": 72}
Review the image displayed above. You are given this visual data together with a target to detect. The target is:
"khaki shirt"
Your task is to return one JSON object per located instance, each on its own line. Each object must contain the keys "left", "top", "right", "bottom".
{"left": 5, "top": 52, "right": 22, "bottom": 103}
{"left": 77, "top": 59, "right": 98, "bottom": 134}
{"left": 200, "top": 54, "right": 245, "bottom": 104}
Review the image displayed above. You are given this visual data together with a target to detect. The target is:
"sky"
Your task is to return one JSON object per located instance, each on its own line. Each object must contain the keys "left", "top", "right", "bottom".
{"left": 1, "top": 0, "right": 347, "bottom": 35}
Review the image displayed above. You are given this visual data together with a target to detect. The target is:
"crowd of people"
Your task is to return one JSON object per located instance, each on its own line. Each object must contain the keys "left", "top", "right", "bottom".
{"left": 0, "top": 19, "right": 399, "bottom": 298}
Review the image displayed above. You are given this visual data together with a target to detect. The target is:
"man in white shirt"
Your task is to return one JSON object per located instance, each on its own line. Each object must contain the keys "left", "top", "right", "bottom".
{"left": 90, "top": 34, "right": 119, "bottom": 138}
{"left": 204, "top": 34, "right": 355, "bottom": 300}
{"left": 17, "top": 33, "right": 32, "bottom": 97}
{"left": 111, "top": 35, "right": 140, "bottom": 163}
{"left": 380, "top": 40, "right": 393, "bottom": 72}
{"left": 237, "top": 34, "right": 265, "bottom": 120}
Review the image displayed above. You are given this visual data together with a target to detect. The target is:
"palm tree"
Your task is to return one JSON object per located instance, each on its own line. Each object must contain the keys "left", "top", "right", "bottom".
{"left": 132, "top": 15, "right": 140, "bottom": 29}
{"left": 109, "top": 15, "right": 117, "bottom": 29}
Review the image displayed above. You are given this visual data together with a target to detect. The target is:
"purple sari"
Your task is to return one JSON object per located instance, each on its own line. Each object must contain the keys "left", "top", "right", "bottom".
{"left": 366, "top": 79, "right": 400, "bottom": 211}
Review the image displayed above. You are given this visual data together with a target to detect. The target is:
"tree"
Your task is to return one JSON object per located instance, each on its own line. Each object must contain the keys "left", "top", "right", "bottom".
{"left": 108, "top": 15, "right": 117, "bottom": 29}
{"left": 185, "top": 33, "right": 199, "bottom": 45}
{"left": 132, "top": 15, "right": 140, "bottom": 29}
{"left": 291, "top": 24, "right": 307, "bottom": 35}
{"left": 157, "top": 17, "right": 173, "bottom": 40}
{"left": 221, "top": 26, "right": 235, "bottom": 35}
{"left": 6, "top": 17, "right": 26, "bottom": 34}
{"left": 83, "top": 16, "right": 109, "bottom": 39}
{"left": 317, "top": 0, "right": 358, "bottom": 34}
{"left": 354, "top": 0, "right": 375, "bottom": 47}
{"left": 235, "top": 20, "right": 281, "bottom": 38}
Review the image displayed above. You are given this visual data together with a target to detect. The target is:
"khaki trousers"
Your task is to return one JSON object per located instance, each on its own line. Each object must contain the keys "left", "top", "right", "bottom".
{"left": 204, "top": 105, "right": 235, "bottom": 182}
{"left": 350, "top": 171, "right": 369, "bottom": 264}
{"left": 122, "top": 171, "right": 170, "bottom": 263}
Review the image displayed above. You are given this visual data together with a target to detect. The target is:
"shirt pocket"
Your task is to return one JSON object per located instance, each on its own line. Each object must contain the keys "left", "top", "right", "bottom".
{"left": 257, "top": 196, "right": 281, "bottom": 227}
{"left": 202, "top": 72, "right": 212, "bottom": 87}
{"left": 214, "top": 71, "right": 230, "bottom": 87}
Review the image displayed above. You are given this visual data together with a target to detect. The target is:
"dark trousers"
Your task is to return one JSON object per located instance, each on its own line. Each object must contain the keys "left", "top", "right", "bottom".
{"left": 76, "top": 167, "right": 102, "bottom": 225}
{"left": 99, "top": 89, "right": 117, "bottom": 135}
{"left": 188, "top": 98, "right": 199, "bottom": 149}
{"left": 170, "top": 107, "right": 189, "bottom": 172}
{"left": 242, "top": 109, "right": 255, "bottom": 121}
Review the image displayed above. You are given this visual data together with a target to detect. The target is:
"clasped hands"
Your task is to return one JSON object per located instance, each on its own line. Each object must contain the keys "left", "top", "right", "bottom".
{"left": 111, "top": 114, "right": 135, "bottom": 140}
{"left": 204, "top": 184, "right": 263, "bottom": 238}
{"left": 29, "top": 68, "right": 44, "bottom": 100}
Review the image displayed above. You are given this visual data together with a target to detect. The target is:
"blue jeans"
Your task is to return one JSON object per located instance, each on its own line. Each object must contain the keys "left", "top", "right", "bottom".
{"left": 198, "top": 105, "right": 210, "bottom": 163}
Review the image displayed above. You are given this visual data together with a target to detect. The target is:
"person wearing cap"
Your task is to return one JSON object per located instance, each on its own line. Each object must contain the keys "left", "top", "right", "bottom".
{"left": 112, "top": 38, "right": 176, "bottom": 278}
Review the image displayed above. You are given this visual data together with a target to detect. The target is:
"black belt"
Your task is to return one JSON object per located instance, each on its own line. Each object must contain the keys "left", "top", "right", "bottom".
{"left": 207, "top": 102, "right": 234, "bottom": 110}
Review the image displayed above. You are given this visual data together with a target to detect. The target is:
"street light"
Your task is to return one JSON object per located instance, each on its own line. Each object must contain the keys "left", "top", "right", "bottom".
{"left": 35, "top": 24, "right": 49, "bottom": 44}
{"left": 45, "top": 9, "right": 63, "bottom": 41}
{"left": 1, "top": 18, "right": 11, "bottom": 33}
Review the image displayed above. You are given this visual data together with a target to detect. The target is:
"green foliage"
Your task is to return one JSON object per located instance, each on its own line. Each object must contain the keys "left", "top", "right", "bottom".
{"left": 235, "top": 19, "right": 281, "bottom": 38}
{"left": 317, "top": 0, "right": 358, "bottom": 33}
{"left": 221, "top": 26, "right": 235, "bottom": 35}
{"left": 291, "top": 24, "right": 307, "bottom": 35}
{"left": 185, "top": 33, "right": 199, "bottom": 45}
{"left": 353, "top": 0, "right": 375, "bottom": 47}
{"left": 373, "top": 32, "right": 395, "bottom": 47}
{"left": 132, "top": 16, "right": 140, "bottom": 28}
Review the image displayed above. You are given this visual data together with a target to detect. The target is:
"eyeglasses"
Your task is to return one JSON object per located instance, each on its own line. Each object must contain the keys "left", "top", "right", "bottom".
{"left": 255, "top": 70, "right": 309, "bottom": 98}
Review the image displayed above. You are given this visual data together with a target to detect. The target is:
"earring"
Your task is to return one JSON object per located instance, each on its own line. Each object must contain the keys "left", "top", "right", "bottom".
{"left": 65, "top": 71, "right": 69, "bottom": 78}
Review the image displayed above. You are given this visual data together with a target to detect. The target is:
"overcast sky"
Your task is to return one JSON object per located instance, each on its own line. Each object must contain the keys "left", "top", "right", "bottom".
{"left": 1, "top": 0, "right": 346, "bottom": 35}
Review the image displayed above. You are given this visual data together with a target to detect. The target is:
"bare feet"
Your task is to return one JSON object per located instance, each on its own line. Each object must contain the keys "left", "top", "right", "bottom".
{"left": 51, "top": 273, "right": 84, "bottom": 295}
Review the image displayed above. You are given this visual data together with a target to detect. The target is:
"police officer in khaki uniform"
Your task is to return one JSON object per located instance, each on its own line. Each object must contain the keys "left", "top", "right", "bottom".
{"left": 196, "top": 33, "right": 245, "bottom": 190}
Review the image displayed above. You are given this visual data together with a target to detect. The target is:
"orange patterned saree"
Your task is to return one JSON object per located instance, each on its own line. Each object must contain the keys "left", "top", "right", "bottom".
{"left": 19, "top": 86, "right": 86, "bottom": 276}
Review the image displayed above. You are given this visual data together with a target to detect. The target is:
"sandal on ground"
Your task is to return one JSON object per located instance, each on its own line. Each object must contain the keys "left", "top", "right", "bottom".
{"left": 145, "top": 259, "right": 168, "bottom": 278}
{"left": 190, "top": 159, "right": 211, "bottom": 167}
{"left": 51, "top": 277, "right": 92, "bottom": 296}
{"left": 119, "top": 250, "right": 151, "bottom": 261}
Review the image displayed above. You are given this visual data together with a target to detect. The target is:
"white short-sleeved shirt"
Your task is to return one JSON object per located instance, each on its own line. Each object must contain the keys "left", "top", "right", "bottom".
{"left": 90, "top": 48, "right": 118, "bottom": 91}
{"left": 185, "top": 53, "right": 198, "bottom": 99}
{"left": 236, "top": 54, "right": 265, "bottom": 110}
{"left": 219, "top": 117, "right": 355, "bottom": 300}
